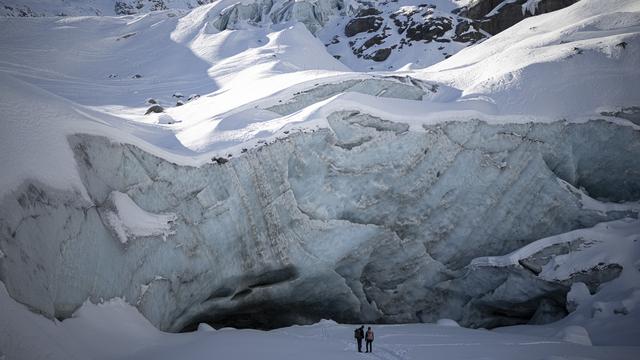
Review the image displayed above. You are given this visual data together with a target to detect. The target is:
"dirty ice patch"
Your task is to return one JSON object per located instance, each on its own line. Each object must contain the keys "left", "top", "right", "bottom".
{"left": 104, "top": 191, "right": 176, "bottom": 244}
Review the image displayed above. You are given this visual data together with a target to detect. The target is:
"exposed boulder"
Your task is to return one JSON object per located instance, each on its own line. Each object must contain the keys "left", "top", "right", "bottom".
{"left": 211, "top": 156, "right": 228, "bottom": 165}
{"left": 370, "top": 47, "right": 391, "bottom": 62}
{"left": 144, "top": 105, "right": 164, "bottom": 115}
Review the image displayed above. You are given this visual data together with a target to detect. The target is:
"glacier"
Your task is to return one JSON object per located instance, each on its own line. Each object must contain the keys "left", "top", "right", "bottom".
{"left": 1, "top": 116, "right": 638, "bottom": 332}
{"left": 1, "top": 0, "right": 640, "bottom": 358}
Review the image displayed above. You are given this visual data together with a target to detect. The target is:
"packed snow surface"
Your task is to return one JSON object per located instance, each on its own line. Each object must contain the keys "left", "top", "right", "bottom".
{"left": 1, "top": 283, "right": 639, "bottom": 360}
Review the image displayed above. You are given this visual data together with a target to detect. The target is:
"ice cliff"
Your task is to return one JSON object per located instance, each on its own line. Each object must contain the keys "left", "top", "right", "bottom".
{"left": 1, "top": 116, "right": 638, "bottom": 331}
{"left": 0, "top": 0, "right": 638, "bottom": 337}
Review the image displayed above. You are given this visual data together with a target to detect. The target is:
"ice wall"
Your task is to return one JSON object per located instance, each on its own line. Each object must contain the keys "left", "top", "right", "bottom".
{"left": 0, "top": 117, "right": 638, "bottom": 331}
{"left": 212, "top": 0, "right": 346, "bottom": 34}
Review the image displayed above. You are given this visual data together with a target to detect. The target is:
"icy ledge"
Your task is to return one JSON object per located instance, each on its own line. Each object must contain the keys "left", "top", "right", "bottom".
{"left": 104, "top": 191, "right": 177, "bottom": 244}
{"left": 0, "top": 116, "right": 639, "bottom": 332}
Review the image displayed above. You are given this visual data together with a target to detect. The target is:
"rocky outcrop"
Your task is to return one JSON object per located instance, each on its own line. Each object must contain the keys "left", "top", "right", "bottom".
{"left": 344, "top": 16, "right": 383, "bottom": 37}
{"left": 144, "top": 105, "right": 164, "bottom": 114}
{"left": 1, "top": 115, "right": 637, "bottom": 331}
{"left": 335, "top": 2, "right": 486, "bottom": 66}
{"left": 461, "top": 0, "right": 581, "bottom": 35}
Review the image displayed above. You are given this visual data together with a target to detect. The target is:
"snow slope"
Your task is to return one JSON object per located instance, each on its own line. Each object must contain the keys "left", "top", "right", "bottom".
{"left": 422, "top": 0, "right": 640, "bottom": 116}
{"left": 1, "top": 0, "right": 638, "bottom": 197}
{"left": 0, "top": 12, "right": 349, "bottom": 198}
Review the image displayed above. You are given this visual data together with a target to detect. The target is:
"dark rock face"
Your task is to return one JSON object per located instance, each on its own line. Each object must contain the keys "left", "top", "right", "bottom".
{"left": 345, "top": 16, "right": 384, "bottom": 37}
{"left": 405, "top": 17, "right": 453, "bottom": 42}
{"left": 370, "top": 47, "right": 392, "bottom": 62}
{"left": 452, "top": 20, "right": 486, "bottom": 43}
{"left": 337, "top": 2, "right": 486, "bottom": 66}
{"left": 462, "top": 0, "right": 580, "bottom": 35}
{"left": 352, "top": 34, "right": 390, "bottom": 60}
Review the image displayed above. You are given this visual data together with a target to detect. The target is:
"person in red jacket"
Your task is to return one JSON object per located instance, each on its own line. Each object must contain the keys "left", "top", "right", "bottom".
{"left": 365, "top": 327, "right": 374, "bottom": 353}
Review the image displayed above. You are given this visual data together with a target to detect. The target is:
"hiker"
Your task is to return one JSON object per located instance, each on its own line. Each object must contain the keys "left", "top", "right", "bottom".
{"left": 354, "top": 325, "right": 365, "bottom": 352}
{"left": 365, "top": 326, "right": 374, "bottom": 353}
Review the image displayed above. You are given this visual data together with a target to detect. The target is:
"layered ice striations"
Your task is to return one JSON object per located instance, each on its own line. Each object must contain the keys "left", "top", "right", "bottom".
{"left": 0, "top": 117, "right": 639, "bottom": 331}
{"left": 213, "top": 0, "right": 346, "bottom": 34}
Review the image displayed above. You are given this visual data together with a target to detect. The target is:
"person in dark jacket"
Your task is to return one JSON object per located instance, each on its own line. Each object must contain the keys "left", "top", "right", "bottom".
{"left": 354, "top": 325, "right": 365, "bottom": 352}
{"left": 365, "top": 327, "right": 374, "bottom": 353}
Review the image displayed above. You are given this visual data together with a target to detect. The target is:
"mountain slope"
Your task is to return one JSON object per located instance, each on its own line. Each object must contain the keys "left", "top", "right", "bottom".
{"left": 0, "top": 0, "right": 215, "bottom": 16}
{"left": 1, "top": 0, "right": 584, "bottom": 71}
{"left": 422, "top": 0, "right": 640, "bottom": 116}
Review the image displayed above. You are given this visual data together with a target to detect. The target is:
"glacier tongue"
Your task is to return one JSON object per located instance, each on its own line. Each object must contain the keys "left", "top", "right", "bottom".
{"left": 0, "top": 116, "right": 638, "bottom": 331}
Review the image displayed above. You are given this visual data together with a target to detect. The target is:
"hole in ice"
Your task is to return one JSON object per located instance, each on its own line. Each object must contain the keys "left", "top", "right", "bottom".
{"left": 179, "top": 301, "right": 327, "bottom": 332}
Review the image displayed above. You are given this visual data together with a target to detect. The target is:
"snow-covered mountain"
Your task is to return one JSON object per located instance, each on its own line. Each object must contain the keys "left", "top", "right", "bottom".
{"left": 0, "top": 0, "right": 216, "bottom": 16}
{"left": 0, "top": 0, "right": 584, "bottom": 70}
{"left": 1, "top": 0, "right": 639, "bottom": 359}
